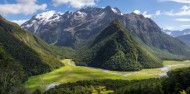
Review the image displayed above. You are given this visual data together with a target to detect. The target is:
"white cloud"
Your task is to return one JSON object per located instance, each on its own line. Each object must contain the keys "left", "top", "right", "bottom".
{"left": 181, "top": 5, "right": 190, "bottom": 10}
{"left": 133, "top": 10, "right": 152, "bottom": 18}
{"left": 162, "top": 25, "right": 190, "bottom": 30}
{"left": 0, "top": 0, "right": 47, "bottom": 15}
{"left": 11, "top": 19, "right": 28, "bottom": 25}
{"left": 156, "top": 10, "right": 161, "bottom": 15}
{"left": 159, "top": 0, "right": 190, "bottom": 3}
{"left": 175, "top": 18, "right": 190, "bottom": 22}
{"left": 16, "top": 0, "right": 36, "bottom": 4}
{"left": 52, "top": 0, "right": 97, "bottom": 8}
{"left": 181, "top": 25, "right": 190, "bottom": 28}
{"left": 165, "top": 5, "right": 190, "bottom": 16}
{"left": 133, "top": 10, "right": 141, "bottom": 14}
{"left": 167, "top": 32, "right": 172, "bottom": 35}
{"left": 163, "top": 26, "right": 175, "bottom": 30}
{"left": 143, "top": 11, "right": 152, "bottom": 18}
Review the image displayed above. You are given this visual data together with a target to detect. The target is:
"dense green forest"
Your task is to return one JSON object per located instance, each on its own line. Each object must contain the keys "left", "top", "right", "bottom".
{"left": 0, "top": 15, "right": 74, "bottom": 93}
{"left": 0, "top": 16, "right": 63, "bottom": 76}
{"left": 0, "top": 45, "right": 27, "bottom": 93}
{"left": 45, "top": 67, "right": 190, "bottom": 94}
{"left": 74, "top": 21, "right": 163, "bottom": 71}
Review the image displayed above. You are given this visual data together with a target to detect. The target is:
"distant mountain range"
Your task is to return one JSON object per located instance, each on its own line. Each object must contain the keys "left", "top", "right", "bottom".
{"left": 163, "top": 29, "right": 190, "bottom": 37}
{"left": 21, "top": 6, "right": 190, "bottom": 60}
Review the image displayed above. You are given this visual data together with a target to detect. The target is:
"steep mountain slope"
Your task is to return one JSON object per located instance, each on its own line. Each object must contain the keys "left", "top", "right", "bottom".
{"left": 177, "top": 34, "right": 190, "bottom": 47}
{"left": 0, "top": 16, "right": 63, "bottom": 76}
{"left": 22, "top": 6, "right": 190, "bottom": 59}
{"left": 124, "top": 13, "right": 190, "bottom": 59}
{"left": 75, "top": 21, "right": 163, "bottom": 71}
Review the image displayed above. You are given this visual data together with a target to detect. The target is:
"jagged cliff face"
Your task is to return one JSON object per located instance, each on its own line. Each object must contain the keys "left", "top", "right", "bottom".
{"left": 22, "top": 6, "right": 162, "bottom": 49}
{"left": 22, "top": 6, "right": 124, "bottom": 48}
{"left": 22, "top": 6, "right": 190, "bottom": 59}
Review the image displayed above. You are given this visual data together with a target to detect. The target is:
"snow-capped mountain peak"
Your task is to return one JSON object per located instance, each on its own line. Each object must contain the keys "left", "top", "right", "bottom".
{"left": 34, "top": 11, "right": 64, "bottom": 24}
{"left": 21, "top": 6, "right": 125, "bottom": 35}
{"left": 35, "top": 11, "right": 56, "bottom": 20}
{"left": 21, "top": 10, "right": 64, "bottom": 33}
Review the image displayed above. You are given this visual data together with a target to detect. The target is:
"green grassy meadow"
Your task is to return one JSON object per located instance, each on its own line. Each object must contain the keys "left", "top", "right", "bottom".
{"left": 24, "top": 59, "right": 190, "bottom": 91}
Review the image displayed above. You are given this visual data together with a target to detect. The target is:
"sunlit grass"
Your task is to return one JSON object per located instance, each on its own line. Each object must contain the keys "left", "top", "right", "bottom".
{"left": 24, "top": 59, "right": 190, "bottom": 91}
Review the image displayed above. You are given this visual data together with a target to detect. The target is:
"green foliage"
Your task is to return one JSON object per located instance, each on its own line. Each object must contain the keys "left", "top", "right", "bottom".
{"left": 180, "top": 90, "right": 187, "bottom": 94}
{"left": 0, "top": 18, "right": 63, "bottom": 76}
{"left": 118, "top": 79, "right": 163, "bottom": 94}
{"left": 0, "top": 46, "right": 27, "bottom": 94}
{"left": 91, "top": 86, "right": 114, "bottom": 94}
{"left": 0, "top": 16, "right": 67, "bottom": 93}
{"left": 32, "top": 89, "right": 42, "bottom": 94}
{"left": 162, "top": 67, "right": 190, "bottom": 94}
{"left": 31, "top": 34, "right": 75, "bottom": 59}
{"left": 45, "top": 79, "right": 163, "bottom": 94}
{"left": 75, "top": 21, "right": 163, "bottom": 71}
{"left": 44, "top": 79, "right": 128, "bottom": 94}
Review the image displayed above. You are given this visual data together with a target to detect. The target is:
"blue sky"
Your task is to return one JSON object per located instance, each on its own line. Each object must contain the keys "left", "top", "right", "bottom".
{"left": 0, "top": 0, "right": 190, "bottom": 30}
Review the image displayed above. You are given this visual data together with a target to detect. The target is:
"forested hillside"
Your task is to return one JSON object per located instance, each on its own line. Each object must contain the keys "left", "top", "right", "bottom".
{"left": 0, "top": 16, "right": 63, "bottom": 76}
{"left": 0, "top": 45, "right": 27, "bottom": 93}
{"left": 0, "top": 16, "right": 67, "bottom": 93}
{"left": 75, "top": 21, "right": 163, "bottom": 71}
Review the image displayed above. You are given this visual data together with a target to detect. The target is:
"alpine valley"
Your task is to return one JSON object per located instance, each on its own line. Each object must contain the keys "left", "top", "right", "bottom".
{"left": 1, "top": 5, "right": 190, "bottom": 94}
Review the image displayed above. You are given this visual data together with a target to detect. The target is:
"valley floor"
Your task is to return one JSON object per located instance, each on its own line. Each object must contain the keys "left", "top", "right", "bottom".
{"left": 24, "top": 59, "right": 190, "bottom": 92}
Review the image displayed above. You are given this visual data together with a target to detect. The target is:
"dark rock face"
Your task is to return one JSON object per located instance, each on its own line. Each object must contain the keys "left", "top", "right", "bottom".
{"left": 22, "top": 6, "right": 190, "bottom": 59}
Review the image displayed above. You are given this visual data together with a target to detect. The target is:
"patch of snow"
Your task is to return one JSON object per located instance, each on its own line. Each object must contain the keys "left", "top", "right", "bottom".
{"left": 111, "top": 8, "right": 118, "bottom": 13}
{"left": 36, "top": 11, "right": 56, "bottom": 20}
{"left": 22, "top": 11, "right": 64, "bottom": 33}
{"left": 25, "top": 24, "right": 33, "bottom": 28}
{"left": 99, "top": 12, "right": 106, "bottom": 17}
{"left": 35, "top": 11, "right": 63, "bottom": 25}
{"left": 33, "top": 23, "right": 40, "bottom": 33}
{"left": 111, "top": 8, "right": 123, "bottom": 15}
{"left": 74, "top": 11, "right": 87, "bottom": 18}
